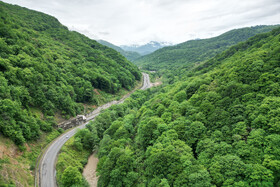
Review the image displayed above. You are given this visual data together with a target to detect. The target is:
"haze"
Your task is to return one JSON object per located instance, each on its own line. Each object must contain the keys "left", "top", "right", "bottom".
{"left": 3, "top": 0, "right": 280, "bottom": 45}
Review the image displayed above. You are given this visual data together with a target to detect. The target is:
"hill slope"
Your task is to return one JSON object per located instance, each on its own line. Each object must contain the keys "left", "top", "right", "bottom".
{"left": 76, "top": 27, "right": 280, "bottom": 186}
{"left": 97, "top": 40, "right": 141, "bottom": 61}
{"left": 135, "top": 25, "right": 279, "bottom": 70}
{"left": 0, "top": 1, "right": 141, "bottom": 145}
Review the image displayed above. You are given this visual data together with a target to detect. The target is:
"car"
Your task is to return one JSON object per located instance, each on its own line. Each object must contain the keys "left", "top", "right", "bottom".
{"left": 66, "top": 135, "right": 69, "bottom": 138}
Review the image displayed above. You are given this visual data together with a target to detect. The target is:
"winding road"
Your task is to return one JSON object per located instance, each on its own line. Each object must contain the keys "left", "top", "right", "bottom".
{"left": 140, "top": 72, "right": 151, "bottom": 90}
{"left": 37, "top": 73, "right": 151, "bottom": 187}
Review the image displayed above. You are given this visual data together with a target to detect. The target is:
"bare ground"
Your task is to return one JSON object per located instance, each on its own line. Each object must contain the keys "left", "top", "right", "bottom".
{"left": 0, "top": 137, "right": 33, "bottom": 186}
{"left": 83, "top": 153, "right": 99, "bottom": 187}
{"left": 151, "top": 81, "right": 162, "bottom": 87}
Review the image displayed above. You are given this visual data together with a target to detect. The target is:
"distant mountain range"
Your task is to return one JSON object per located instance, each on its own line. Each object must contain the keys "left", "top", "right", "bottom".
{"left": 120, "top": 41, "right": 172, "bottom": 56}
{"left": 97, "top": 40, "right": 172, "bottom": 61}
{"left": 97, "top": 40, "right": 141, "bottom": 61}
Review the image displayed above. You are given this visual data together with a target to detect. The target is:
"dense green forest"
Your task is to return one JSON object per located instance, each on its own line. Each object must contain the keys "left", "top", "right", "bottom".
{"left": 1, "top": 1, "right": 280, "bottom": 186}
{"left": 0, "top": 1, "right": 141, "bottom": 145}
{"left": 134, "top": 25, "right": 278, "bottom": 71}
{"left": 97, "top": 40, "right": 141, "bottom": 61}
{"left": 68, "top": 27, "right": 280, "bottom": 186}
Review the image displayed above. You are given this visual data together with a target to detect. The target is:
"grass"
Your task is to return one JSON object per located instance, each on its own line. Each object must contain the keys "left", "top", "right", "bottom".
{"left": 0, "top": 129, "right": 62, "bottom": 186}
{"left": 56, "top": 136, "right": 91, "bottom": 186}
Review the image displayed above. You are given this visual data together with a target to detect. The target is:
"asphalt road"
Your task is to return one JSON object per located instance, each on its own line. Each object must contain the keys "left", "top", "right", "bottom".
{"left": 38, "top": 73, "right": 151, "bottom": 187}
{"left": 141, "top": 72, "right": 151, "bottom": 90}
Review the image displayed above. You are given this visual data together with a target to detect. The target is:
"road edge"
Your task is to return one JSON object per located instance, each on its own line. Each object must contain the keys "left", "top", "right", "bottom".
{"left": 35, "top": 73, "right": 146, "bottom": 187}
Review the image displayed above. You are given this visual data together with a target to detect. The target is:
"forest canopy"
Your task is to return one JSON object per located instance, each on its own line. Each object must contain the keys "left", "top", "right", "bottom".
{"left": 0, "top": 1, "right": 141, "bottom": 145}
{"left": 76, "top": 27, "right": 280, "bottom": 186}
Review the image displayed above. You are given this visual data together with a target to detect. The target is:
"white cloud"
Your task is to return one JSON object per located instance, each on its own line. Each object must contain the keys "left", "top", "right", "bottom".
{"left": 3, "top": 0, "right": 280, "bottom": 45}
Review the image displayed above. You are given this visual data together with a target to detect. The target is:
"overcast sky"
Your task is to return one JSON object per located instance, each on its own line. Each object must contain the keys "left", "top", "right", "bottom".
{"left": 3, "top": 0, "right": 280, "bottom": 45}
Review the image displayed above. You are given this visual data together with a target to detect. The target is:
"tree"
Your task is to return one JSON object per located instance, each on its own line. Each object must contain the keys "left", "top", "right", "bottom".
{"left": 159, "top": 178, "right": 170, "bottom": 187}
{"left": 145, "top": 130, "right": 194, "bottom": 186}
{"left": 137, "top": 117, "right": 165, "bottom": 149}
{"left": 61, "top": 166, "right": 83, "bottom": 187}
{"left": 209, "top": 154, "right": 246, "bottom": 186}
{"left": 184, "top": 121, "right": 206, "bottom": 146}
{"left": 245, "top": 164, "right": 274, "bottom": 184}
{"left": 174, "top": 166, "right": 212, "bottom": 187}
{"left": 97, "top": 147, "right": 135, "bottom": 187}
{"left": 156, "top": 104, "right": 165, "bottom": 117}
{"left": 174, "top": 90, "right": 187, "bottom": 103}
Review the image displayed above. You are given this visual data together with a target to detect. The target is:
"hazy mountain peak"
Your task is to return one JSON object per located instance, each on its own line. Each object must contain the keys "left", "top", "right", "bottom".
{"left": 97, "top": 40, "right": 141, "bottom": 61}
{"left": 120, "top": 41, "right": 172, "bottom": 55}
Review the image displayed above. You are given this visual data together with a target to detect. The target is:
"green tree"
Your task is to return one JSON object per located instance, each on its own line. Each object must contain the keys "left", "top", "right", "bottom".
{"left": 184, "top": 121, "right": 206, "bottom": 146}
{"left": 137, "top": 117, "right": 165, "bottom": 149}
{"left": 61, "top": 166, "right": 83, "bottom": 187}
{"left": 209, "top": 154, "right": 246, "bottom": 186}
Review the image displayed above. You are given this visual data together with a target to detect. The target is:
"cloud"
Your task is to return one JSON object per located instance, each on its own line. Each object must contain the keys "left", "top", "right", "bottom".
{"left": 3, "top": 0, "right": 280, "bottom": 45}
{"left": 98, "top": 32, "right": 110, "bottom": 36}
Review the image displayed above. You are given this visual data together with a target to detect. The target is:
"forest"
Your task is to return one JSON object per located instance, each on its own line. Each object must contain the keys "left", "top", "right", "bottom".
{"left": 63, "top": 27, "right": 280, "bottom": 186}
{"left": 134, "top": 25, "right": 278, "bottom": 71}
{"left": 0, "top": 1, "right": 280, "bottom": 186}
{"left": 0, "top": 1, "right": 141, "bottom": 145}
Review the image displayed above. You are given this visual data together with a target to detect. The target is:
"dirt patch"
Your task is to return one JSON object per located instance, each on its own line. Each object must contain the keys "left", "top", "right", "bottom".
{"left": 1, "top": 161, "right": 31, "bottom": 187}
{"left": 0, "top": 137, "right": 32, "bottom": 186}
{"left": 24, "top": 143, "right": 31, "bottom": 152}
{"left": 0, "top": 144, "right": 19, "bottom": 159}
{"left": 151, "top": 81, "right": 162, "bottom": 87}
{"left": 83, "top": 153, "right": 99, "bottom": 187}
{"left": 54, "top": 112, "right": 67, "bottom": 124}
{"left": 93, "top": 89, "right": 101, "bottom": 95}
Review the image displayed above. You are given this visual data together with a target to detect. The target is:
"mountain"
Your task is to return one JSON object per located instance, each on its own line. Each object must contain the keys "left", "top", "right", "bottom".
{"left": 97, "top": 40, "right": 141, "bottom": 61}
{"left": 121, "top": 41, "right": 171, "bottom": 55}
{"left": 134, "top": 25, "right": 279, "bottom": 70}
{"left": 77, "top": 26, "right": 280, "bottom": 186}
{"left": 0, "top": 1, "right": 141, "bottom": 145}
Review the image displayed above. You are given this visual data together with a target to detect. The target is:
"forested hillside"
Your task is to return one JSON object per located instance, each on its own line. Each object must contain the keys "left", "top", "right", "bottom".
{"left": 0, "top": 1, "right": 141, "bottom": 145}
{"left": 72, "top": 27, "right": 280, "bottom": 186}
{"left": 135, "top": 25, "right": 278, "bottom": 70}
{"left": 97, "top": 40, "right": 141, "bottom": 61}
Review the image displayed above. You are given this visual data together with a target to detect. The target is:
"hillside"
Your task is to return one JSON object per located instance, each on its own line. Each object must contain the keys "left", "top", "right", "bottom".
{"left": 0, "top": 1, "right": 141, "bottom": 145}
{"left": 135, "top": 25, "right": 279, "bottom": 70}
{"left": 121, "top": 41, "right": 171, "bottom": 56}
{"left": 72, "top": 27, "right": 280, "bottom": 186}
{"left": 97, "top": 40, "right": 141, "bottom": 61}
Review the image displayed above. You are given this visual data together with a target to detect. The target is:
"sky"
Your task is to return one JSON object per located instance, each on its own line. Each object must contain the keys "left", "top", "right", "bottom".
{"left": 2, "top": 0, "right": 280, "bottom": 45}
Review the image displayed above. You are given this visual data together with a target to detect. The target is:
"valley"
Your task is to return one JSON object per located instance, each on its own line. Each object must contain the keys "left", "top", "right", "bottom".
{"left": 38, "top": 73, "right": 151, "bottom": 187}
{"left": 0, "top": 1, "right": 280, "bottom": 187}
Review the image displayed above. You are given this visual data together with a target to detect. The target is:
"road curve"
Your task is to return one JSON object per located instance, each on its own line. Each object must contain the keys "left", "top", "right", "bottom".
{"left": 141, "top": 73, "right": 152, "bottom": 90}
{"left": 37, "top": 73, "right": 151, "bottom": 187}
